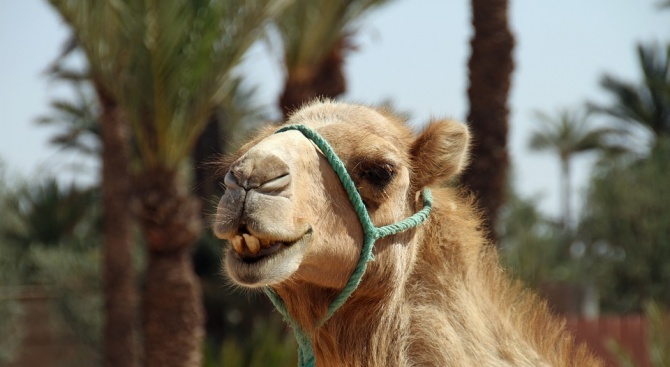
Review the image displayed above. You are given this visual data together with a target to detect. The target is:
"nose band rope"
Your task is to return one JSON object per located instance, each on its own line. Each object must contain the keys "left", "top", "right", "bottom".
{"left": 264, "top": 124, "right": 433, "bottom": 367}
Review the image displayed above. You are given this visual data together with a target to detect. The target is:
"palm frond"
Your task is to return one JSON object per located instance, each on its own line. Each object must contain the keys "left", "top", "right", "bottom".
{"left": 275, "top": 0, "right": 393, "bottom": 77}
{"left": 48, "top": 0, "right": 288, "bottom": 170}
{"left": 4, "top": 180, "right": 98, "bottom": 247}
{"left": 36, "top": 85, "right": 100, "bottom": 156}
{"left": 529, "top": 107, "right": 627, "bottom": 158}
{"left": 590, "top": 42, "right": 670, "bottom": 139}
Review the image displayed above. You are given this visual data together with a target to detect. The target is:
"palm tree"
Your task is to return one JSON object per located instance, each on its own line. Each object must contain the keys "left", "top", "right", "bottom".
{"left": 529, "top": 108, "right": 618, "bottom": 231}
{"left": 589, "top": 43, "right": 670, "bottom": 146}
{"left": 4, "top": 179, "right": 97, "bottom": 249}
{"left": 46, "top": 1, "right": 284, "bottom": 366}
{"left": 36, "top": 81, "right": 100, "bottom": 157}
{"left": 43, "top": 31, "right": 140, "bottom": 367}
{"left": 460, "top": 0, "right": 515, "bottom": 245}
{"left": 275, "top": 0, "right": 392, "bottom": 118}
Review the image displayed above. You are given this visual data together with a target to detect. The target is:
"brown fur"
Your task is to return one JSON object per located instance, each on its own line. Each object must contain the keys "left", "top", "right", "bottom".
{"left": 214, "top": 100, "right": 602, "bottom": 366}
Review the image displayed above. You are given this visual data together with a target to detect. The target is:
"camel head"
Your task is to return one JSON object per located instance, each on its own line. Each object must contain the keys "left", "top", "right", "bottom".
{"left": 213, "top": 101, "right": 469, "bottom": 292}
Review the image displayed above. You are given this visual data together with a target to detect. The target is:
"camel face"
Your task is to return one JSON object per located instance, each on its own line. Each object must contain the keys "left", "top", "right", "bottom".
{"left": 214, "top": 101, "right": 469, "bottom": 290}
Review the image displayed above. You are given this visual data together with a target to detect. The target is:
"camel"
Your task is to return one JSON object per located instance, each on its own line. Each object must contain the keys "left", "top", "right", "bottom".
{"left": 213, "top": 100, "right": 602, "bottom": 367}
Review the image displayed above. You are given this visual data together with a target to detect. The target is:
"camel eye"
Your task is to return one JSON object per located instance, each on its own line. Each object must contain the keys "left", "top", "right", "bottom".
{"left": 358, "top": 161, "right": 397, "bottom": 188}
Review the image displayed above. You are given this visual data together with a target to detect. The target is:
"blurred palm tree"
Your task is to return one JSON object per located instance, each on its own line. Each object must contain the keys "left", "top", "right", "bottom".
{"left": 46, "top": 1, "right": 286, "bottom": 367}
{"left": 0, "top": 164, "right": 23, "bottom": 365}
{"left": 460, "top": 0, "right": 515, "bottom": 245}
{"left": 580, "top": 136, "right": 670, "bottom": 312}
{"left": 528, "top": 108, "right": 620, "bottom": 230}
{"left": 4, "top": 179, "right": 98, "bottom": 250}
{"left": 589, "top": 43, "right": 670, "bottom": 149}
{"left": 42, "top": 41, "right": 275, "bottom": 361}
{"left": 0, "top": 173, "right": 101, "bottom": 365}
{"left": 43, "top": 24, "right": 140, "bottom": 367}
{"left": 498, "top": 183, "right": 565, "bottom": 287}
{"left": 275, "top": 0, "right": 392, "bottom": 118}
{"left": 36, "top": 82, "right": 100, "bottom": 157}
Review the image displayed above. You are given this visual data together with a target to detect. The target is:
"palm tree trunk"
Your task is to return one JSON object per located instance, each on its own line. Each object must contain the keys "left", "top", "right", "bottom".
{"left": 461, "top": 0, "right": 515, "bottom": 245}
{"left": 99, "top": 88, "right": 140, "bottom": 367}
{"left": 280, "top": 43, "right": 346, "bottom": 119}
{"left": 560, "top": 157, "right": 571, "bottom": 231}
{"left": 136, "top": 170, "right": 205, "bottom": 367}
{"left": 143, "top": 250, "right": 204, "bottom": 367}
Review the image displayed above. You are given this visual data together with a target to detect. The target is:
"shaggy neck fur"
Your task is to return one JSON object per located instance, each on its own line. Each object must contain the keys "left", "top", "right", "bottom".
{"left": 273, "top": 187, "right": 602, "bottom": 367}
{"left": 274, "top": 236, "right": 414, "bottom": 367}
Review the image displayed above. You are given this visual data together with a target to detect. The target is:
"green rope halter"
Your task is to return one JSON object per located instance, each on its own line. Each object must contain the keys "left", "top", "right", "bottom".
{"left": 265, "top": 124, "right": 433, "bottom": 367}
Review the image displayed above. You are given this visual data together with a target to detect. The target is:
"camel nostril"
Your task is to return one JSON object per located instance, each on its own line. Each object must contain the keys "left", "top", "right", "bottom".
{"left": 224, "top": 171, "right": 241, "bottom": 189}
{"left": 227, "top": 149, "right": 291, "bottom": 191}
{"left": 258, "top": 172, "right": 290, "bottom": 192}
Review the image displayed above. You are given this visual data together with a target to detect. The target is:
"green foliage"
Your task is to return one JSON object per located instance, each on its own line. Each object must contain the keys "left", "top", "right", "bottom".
{"left": 0, "top": 166, "right": 100, "bottom": 363}
{"left": 608, "top": 301, "right": 670, "bottom": 367}
{"left": 0, "top": 244, "right": 23, "bottom": 365}
{"left": 0, "top": 162, "right": 23, "bottom": 365}
{"left": 203, "top": 318, "right": 297, "bottom": 367}
{"left": 517, "top": 41, "right": 670, "bottom": 313}
{"left": 590, "top": 42, "right": 670, "bottom": 145}
{"left": 3, "top": 179, "right": 99, "bottom": 251}
{"left": 572, "top": 41, "right": 670, "bottom": 313}
{"left": 0, "top": 164, "right": 103, "bottom": 364}
{"left": 0, "top": 286, "right": 22, "bottom": 365}
{"left": 29, "top": 245, "right": 103, "bottom": 361}
{"left": 646, "top": 302, "right": 670, "bottom": 366}
{"left": 580, "top": 138, "right": 670, "bottom": 312}
{"left": 498, "top": 183, "right": 571, "bottom": 286}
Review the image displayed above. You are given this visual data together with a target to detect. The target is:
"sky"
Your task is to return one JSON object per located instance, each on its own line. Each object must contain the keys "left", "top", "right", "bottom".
{"left": 0, "top": 0, "right": 668, "bottom": 220}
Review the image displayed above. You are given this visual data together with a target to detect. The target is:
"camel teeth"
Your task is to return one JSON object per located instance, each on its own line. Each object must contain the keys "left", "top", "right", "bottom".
{"left": 230, "top": 236, "right": 244, "bottom": 255}
{"left": 260, "top": 238, "right": 272, "bottom": 248}
{"left": 243, "top": 234, "right": 260, "bottom": 254}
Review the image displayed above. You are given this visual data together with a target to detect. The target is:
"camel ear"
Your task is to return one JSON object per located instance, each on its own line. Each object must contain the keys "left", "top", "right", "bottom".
{"left": 410, "top": 119, "right": 470, "bottom": 189}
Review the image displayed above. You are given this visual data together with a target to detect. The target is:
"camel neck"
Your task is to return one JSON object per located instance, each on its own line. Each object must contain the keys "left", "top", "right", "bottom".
{"left": 301, "top": 284, "right": 407, "bottom": 367}
{"left": 271, "top": 249, "right": 413, "bottom": 367}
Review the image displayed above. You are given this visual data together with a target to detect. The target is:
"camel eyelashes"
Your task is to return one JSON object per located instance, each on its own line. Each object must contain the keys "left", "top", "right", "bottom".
{"left": 356, "top": 160, "right": 397, "bottom": 188}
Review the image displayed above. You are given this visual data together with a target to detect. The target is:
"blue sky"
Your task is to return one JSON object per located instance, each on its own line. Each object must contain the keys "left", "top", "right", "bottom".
{"left": 1, "top": 0, "right": 668, "bottom": 220}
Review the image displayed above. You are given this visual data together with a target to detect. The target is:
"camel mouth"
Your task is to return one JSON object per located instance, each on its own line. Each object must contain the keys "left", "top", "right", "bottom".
{"left": 228, "top": 228, "right": 313, "bottom": 264}
{"left": 225, "top": 227, "right": 313, "bottom": 288}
